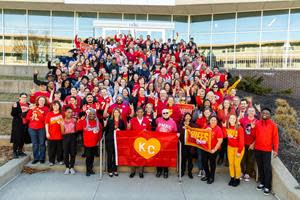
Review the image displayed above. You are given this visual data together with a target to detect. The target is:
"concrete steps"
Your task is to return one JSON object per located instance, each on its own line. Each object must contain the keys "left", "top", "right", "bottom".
{"left": 0, "top": 102, "right": 13, "bottom": 118}
{"left": 0, "top": 80, "right": 35, "bottom": 94}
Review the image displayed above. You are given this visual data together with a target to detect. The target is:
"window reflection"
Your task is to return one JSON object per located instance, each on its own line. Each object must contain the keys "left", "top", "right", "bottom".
{"left": 77, "top": 12, "right": 97, "bottom": 38}
{"left": 99, "top": 13, "right": 122, "bottom": 21}
{"left": 190, "top": 15, "right": 211, "bottom": 44}
{"left": 237, "top": 11, "right": 261, "bottom": 32}
{"left": 212, "top": 13, "right": 235, "bottom": 33}
{"left": 4, "top": 9, "right": 27, "bottom": 64}
{"left": 288, "top": 31, "right": 300, "bottom": 68}
{"left": 290, "top": 9, "right": 300, "bottom": 31}
{"left": 261, "top": 42, "right": 285, "bottom": 68}
{"left": 173, "top": 15, "right": 188, "bottom": 41}
{"left": 0, "top": 10, "right": 2, "bottom": 62}
{"left": 262, "top": 10, "right": 288, "bottom": 31}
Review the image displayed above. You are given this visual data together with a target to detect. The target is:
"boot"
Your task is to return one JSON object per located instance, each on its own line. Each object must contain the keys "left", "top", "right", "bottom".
{"left": 228, "top": 177, "right": 235, "bottom": 186}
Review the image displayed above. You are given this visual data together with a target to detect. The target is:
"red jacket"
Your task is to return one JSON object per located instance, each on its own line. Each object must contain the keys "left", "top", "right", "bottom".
{"left": 253, "top": 119, "right": 279, "bottom": 153}
{"left": 76, "top": 118, "right": 102, "bottom": 147}
{"left": 224, "top": 126, "right": 245, "bottom": 153}
{"left": 26, "top": 106, "right": 49, "bottom": 129}
{"left": 129, "top": 117, "right": 151, "bottom": 131}
{"left": 45, "top": 111, "right": 63, "bottom": 140}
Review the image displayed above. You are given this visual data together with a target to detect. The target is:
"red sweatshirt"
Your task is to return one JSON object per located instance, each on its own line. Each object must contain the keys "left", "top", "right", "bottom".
{"left": 196, "top": 117, "right": 209, "bottom": 129}
{"left": 26, "top": 106, "right": 49, "bottom": 129}
{"left": 224, "top": 126, "right": 245, "bottom": 153}
{"left": 239, "top": 117, "right": 257, "bottom": 145}
{"left": 76, "top": 118, "right": 102, "bottom": 147}
{"left": 30, "top": 91, "right": 51, "bottom": 104}
{"left": 166, "top": 105, "right": 182, "bottom": 124}
{"left": 45, "top": 111, "right": 63, "bottom": 140}
{"left": 253, "top": 119, "right": 279, "bottom": 153}
{"left": 129, "top": 117, "right": 151, "bottom": 131}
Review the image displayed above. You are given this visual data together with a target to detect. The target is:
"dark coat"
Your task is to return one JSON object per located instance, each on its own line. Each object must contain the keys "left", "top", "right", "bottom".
{"left": 10, "top": 102, "right": 31, "bottom": 144}
{"left": 105, "top": 118, "right": 126, "bottom": 143}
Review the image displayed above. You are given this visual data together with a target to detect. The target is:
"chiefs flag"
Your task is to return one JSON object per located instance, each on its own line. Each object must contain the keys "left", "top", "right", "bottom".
{"left": 176, "top": 104, "right": 195, "bottom": 115}
{"left": 185, "top": 126, "right": 212, "bottom": 152}
{"left": 114, "top": 130, "right": 178, "bottom": 167}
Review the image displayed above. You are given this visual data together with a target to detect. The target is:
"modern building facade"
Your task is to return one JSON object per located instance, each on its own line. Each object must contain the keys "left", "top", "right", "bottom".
{"left": 0, "top": 0, "right": 299, "bottom": 69}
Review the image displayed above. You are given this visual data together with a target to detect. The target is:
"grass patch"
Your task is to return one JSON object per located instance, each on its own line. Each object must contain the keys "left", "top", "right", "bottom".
{"left": 0, "top": 93, "right": 19, "bottom": 102}
{"left": 0, "top": 75, "right": 33, "bottom": 81}
{"left": 0, "top": 117, "right": 11, "bottom": 135}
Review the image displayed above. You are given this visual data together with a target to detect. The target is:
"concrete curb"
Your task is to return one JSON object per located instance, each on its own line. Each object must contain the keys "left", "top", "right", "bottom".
{"left": 272, "top": 157, "right": 300, "bottom": 200}
{"left": 0, "top": 156, "right": 30, "bottom": 188}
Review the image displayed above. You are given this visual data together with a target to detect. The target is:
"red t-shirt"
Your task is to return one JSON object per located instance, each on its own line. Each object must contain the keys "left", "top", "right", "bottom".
{"left": 45, "top": 111, "right": 63, "bottom": 140}
{"left": 239, "top": 117, "right": 256, "bottom": 145}
{"left": 76, "top": 118, "right": 102, "bottom": 147}
{"left": 224, "top": 126, "right": 245, "bottom": 153}
{"left": 108, "top": 103, "right": 131, "bottom": 124}
{"left": 209, "top": 125, "right": 223, "bottom": 150}
{"left": 26, "top": 106, "right": 49, "bottom": 129}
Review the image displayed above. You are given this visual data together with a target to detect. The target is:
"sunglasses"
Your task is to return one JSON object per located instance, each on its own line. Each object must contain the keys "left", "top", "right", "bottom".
{"left": 163, "top": 112, "right": 169, "bottom": 115}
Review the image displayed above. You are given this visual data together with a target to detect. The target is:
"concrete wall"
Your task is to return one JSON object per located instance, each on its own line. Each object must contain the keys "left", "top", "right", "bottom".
{"left": 272, "top": 158, "right": 300, "bottom": 200}
{"left": 0, "top": 102, "right": 13, "bottom": 118}
{"left": 230, "top": 69, "right": 300, "bottom": 98}
{"left": 0, "top": 65, "right": 48, "bottom": 77}
{"left": 0, "top": 80, "right": 35, "bottom": 94}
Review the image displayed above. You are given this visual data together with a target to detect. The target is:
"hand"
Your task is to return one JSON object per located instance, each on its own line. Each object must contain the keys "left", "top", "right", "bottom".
{"left": 30, "top": 88, "right": 35, "bottom": 95}
{"left": 249, "top": 143, "right": 255, "bottom": 150}
{"left": 13, "top": 102, "right": 17, "bottom": 108}
{"left": 250, "top": 121, "right": 256, "bottom": 129}
{"left": 273, "top": 151, "right": 278, "bottom": 158}
{"left": 46, "top": 132, "right": 50, "bottom": 139}
{"left": 80, "top": 115, "right": 86, "bottom": 120}
{"left": 153, "top": 111, "right": 157, "bottom": 119}
{"left": 210, "top": 149, "right": 217, "bottom": 154}
{"left": 34, "top": 70, "right": 39, "bottom": 75}
{"left": 206, "top": 127, "right": 212, "bottom": 132}
{"left": 222, "top": 122, "right": 226, "bottom": 127}
{"left": 254, "top": 104, "right": 261, "bottom": 112}
{"left": 236, "top": 153, "right": 241, "bottom": 157}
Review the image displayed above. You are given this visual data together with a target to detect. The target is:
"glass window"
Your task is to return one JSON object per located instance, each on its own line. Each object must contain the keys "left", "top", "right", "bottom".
{"left": 99, "top": 13, "right": 122, "bottom": 21}
{"left": 190, "top": 15, "right": 212, "bottom": 44}
{"left": 123, "top": 14, "right": 135, "bottom": 21}
{"left": 0, "top": 10, "right": 3, "bottom": 62}
{"left": 261, "top": 42, "right": 286, "bottom": 68}
{"left": 261, "top": 31, "right": 287, "bottom": 41}
{"left": 262, "top": 10, "right": 288, "bottom": 31}
{"left": 173, "top": 15, "right": 188, "bottom": 41}
{"left": 28, "top": 10, "right": 50, "bottom": 30}
{"left": 136, "top": 14, "right": 147, "bottom": 21}
{"left": 237, "top": 11, "right": 261, "bottom": 32}
{"left": 28, "top": 10, "right": 50, "bottom": 64}
{"left": 288, "top": 31, "right": 300, "bottom": 68}
{"left": 212, "top": 13, "right": 235, "bottom": 33}
{"left": 211, "top": 33, "right": 235, "bottom": 68}
{"left": 148, "top": 15, "right": 171, "bottom": 22}
{"left": 77, "top": 12, "right": 97, "bottom": 38}
{"left": 236, "top": 44, "right": 260, "bottom": 68}
{"left": 4, "top": 9, "right": 27, "bottom": 64}
{"left": 52, "top": 11, "right": 74, "bottom": 57}
{"left": 290, "top": 9, "right": 300, "bottom": 31}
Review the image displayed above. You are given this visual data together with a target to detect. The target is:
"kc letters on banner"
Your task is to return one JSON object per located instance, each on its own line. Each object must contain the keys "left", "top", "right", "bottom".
{"left": 114, "top": 130, "right": 178, "bottom": 167}
{"left": 184, "top": 126, "right": 212, "bottom": 152}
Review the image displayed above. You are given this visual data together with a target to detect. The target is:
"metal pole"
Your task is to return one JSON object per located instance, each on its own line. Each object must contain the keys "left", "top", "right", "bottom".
{"left": 99, "top": 136, "right": 103, "bottom": 180}
{"left": 179, "top": 140, "right": 182, "bottom": 183}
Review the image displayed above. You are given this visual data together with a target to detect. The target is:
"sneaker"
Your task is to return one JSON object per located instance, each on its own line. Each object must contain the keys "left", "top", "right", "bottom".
{"left": 244, "top": 174, "right": 250, "bottom": 182}
{"left": 39, "top": 160, "right": 45, "bottom": 164}
{"left": 59, "top": 161, "right": 64, "bottom": 165}
{"left": 263, "top": 188, "right": 271, "bottom": 196}
{"left": 70, "top": 168, "right": 76, "bottom": 175}
{"left": 49, "top": 162, "right": 54, "bottom": 166}
{"left": 256, "top": 184, "right": 264, "bottom": 191}
{"left": 108, "top": 173, "right": 113, "bottom": 177}
{"left": 18, "top": 152, "right": 27, "bottom": 157}
{"left": 113, "top": 172, "right": 119, "bottom": 176}
{"left": 198, "top": 170, "right": 205, "bottom": 177}
{"left": 13, "top": 152, "right": 19, "bottom": 159}
{"left": 31, "top": 160, "right": 39, "bottom": 165}
{"left": 64, "top": 168, "right": 70, "bottom": 175}
{"left": 188, "top": 172, "right": 193, "bottom": 179}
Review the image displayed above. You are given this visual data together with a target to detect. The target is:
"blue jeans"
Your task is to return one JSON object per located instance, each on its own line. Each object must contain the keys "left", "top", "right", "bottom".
{"left": 28, "top": 128, "right": 46, "bottom": 161}
{"left": 197, "top": 148, "right": 203, "bottom": 170}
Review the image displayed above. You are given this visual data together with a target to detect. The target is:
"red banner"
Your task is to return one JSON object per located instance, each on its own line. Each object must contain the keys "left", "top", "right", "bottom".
{"left": 185, "top": 126, "right": 212, "bottom": 152}
{"left": 176, "top": 104, "right": 195, "bottom": 115}
{"left": 115, "top": 130, "right": 178, "bottom": 167}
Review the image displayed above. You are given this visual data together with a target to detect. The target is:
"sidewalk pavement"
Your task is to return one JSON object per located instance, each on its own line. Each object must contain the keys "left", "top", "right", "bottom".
{"left": 0, "top": 171, "right": 276, "bottom": 200}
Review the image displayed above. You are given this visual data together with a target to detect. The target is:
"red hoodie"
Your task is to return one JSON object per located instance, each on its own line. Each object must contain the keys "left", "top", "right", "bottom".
{"left": 253, "top": 119, "right": 279, "bottom": 153}
{"left": 26, "top": 106, "right": 49, "bottom": 129}
{"left": 223, "top": 126, "right": 245, "bottom": 153}
{"left": 76, "top": 118, "right": 102, "bottom": 147}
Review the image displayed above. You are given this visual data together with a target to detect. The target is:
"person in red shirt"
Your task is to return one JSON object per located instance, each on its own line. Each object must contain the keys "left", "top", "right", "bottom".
{"left": 239, "top": 107, "right": 257, "bottom": 181}
{"left": 128, "top": 107, "right": 151, "bottom": 178}
{"left": 26, "top": 96, "right": 49, "bottom": 164}
{"left": 223, "top": 114, "right": 245, "bottom": 187}
{"left": 29, "top": 83, "right": 51, "bottom": 104}
{"left": 201, "top": 116, "right": 223, "bottom": 184}
{"left": 62, "top": 107, "right": 77, "bottom": 175}
{"left": 45, "top": 101, "right": 64, "bottom": 166}
{"left": 251, "top": 108, "right": 279, "bottom": 195}
{"left": 165, "top": 96, "right": 182, "bottom": 126}
{"left": 76, "top": 109, "right": 102, "bottom": 176}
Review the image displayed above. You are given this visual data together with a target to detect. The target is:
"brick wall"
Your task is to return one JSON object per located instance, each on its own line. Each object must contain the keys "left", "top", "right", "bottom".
{"left": 229, "top": 69, "right": 300, "bottom": 98}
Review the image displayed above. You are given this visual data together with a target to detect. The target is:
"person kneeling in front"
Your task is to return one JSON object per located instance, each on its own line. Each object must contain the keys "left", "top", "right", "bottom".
{"left": 76, "top": 109, "right": 102, "bottom": 176}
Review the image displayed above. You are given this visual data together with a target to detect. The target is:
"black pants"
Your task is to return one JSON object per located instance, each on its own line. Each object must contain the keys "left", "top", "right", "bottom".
{"left": 63, "top": 133, "right": 77, "bottom": 168}
{"left": 157, "top": 167, "right": 168, "bottom": 173}
{"left": 13, "top": 142, "right": 24, "bottom": 154}
{"left": 48, "top": 140, "right": 63, "bottom": 163}
{"left": 181, "top": 145, "right": 193, "bottom": 174}
{"left": 242, "top": 145, "right": 255, "bottom": 176}
{"left": 219, "top": 138, "right": 228, "bottom": 160}
{"left": 85, "top": 146, "right": 97, "bottom": 173}
{"left": 202, "top": 150, "right": 217, "bottom": 180}
{"left": 255, "top": 150, "right": 272, "bottom": 189}
{"left": 106, "top": 141, "right": 117, "bottom": 173}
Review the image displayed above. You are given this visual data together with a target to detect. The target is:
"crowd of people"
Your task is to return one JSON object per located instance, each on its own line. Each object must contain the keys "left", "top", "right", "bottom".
{"left": 10, "top": 33, "right": 279, "bottom": 196}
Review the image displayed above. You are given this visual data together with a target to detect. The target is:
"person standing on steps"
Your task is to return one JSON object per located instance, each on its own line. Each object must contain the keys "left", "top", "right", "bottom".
{"left": 127, "top": 107, "right": 151, "bottom": 179}
{"left": 45, "top": 101, "right": 64, "bottom": 166}
{"left": 76, "top": 108, "right": 102, "bottom": 176}
{"left": 251, "top": 107, "right": 279, "bottom": 196}
{"left": 11, "top": 93, "right": 31, "bottom": 159}
{"left": 201, "top": 115, "right": 223, "bottom": 184}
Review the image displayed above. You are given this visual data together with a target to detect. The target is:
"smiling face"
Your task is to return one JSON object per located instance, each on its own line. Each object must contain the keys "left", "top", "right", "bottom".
{"left": 261, "top": 109, "right": 271, "bottom": 120}
{"left": 228, "top": 115, "right": 237, "bottom": 126}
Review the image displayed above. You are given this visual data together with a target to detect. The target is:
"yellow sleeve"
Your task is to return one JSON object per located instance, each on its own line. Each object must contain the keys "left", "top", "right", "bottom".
{"left": 227, "top": 79, "right": 241, "bottom": 95}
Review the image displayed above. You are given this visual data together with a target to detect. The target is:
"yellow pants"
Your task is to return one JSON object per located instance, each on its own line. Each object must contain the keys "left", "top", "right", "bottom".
{"left": 227, "top": 145, "right": 244, "bottom": 178}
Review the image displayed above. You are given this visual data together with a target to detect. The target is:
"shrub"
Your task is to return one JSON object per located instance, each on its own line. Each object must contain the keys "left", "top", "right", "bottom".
{"left": 232, "top": 75, "right": 272, "bottom": 95}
